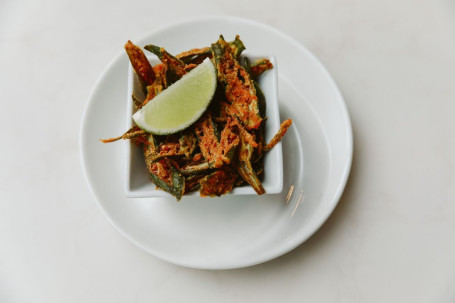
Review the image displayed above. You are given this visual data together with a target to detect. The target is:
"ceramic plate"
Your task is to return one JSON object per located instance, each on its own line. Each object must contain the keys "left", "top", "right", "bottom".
{"left": 80, "top": 16, "right": 352, "bottom": 269}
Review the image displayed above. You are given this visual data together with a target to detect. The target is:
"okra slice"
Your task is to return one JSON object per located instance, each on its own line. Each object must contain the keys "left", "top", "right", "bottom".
{"left": 254, "top": 81, "right": 266, "bottom": 119}
{"left": 199, "top": 168, "right": 237, "bottom": 197}
{"left": 229, "top": 35, "right": 246, "bottom": 58}
{"left": 184, "top": 174, "right": 204, "bottom": 193}
{"left": 211, "top": 41, "right": 225, "bottom": 81}
{"left": 141, "top": 63, "right": 168, "bottom": 107}
{"left": 132, "top": 92, "right": 142, "bottom": 109}
{"left": 264, "top": 119, "right": 293, "bottom": 152}
{"left": 254, "top": 159, "right": 264, "bottom": 176}
{"left": 211, "top": 36, "right": 262, "bottom": 130}
{"left": 180, "top": 161, "right": 212, "bottom": 176}
{"left": 143, "top": 133, "right": 159, "bottom": 168}
{"left": 149, "top": 159, "right": 185, "bottom": 201}
{"left": 100, "top": 126, "right": 146, "bottom": 144}
{"left": 211, "top": 118, "right": 221, "bottom": 142}
{"left": 194, "top": 113, "right": 223, "bottom": 168}
{"left": 176, "top": 47, "right": 211, "bottom": 64}
{"left": 218, "top": 117, "right": 240, "bottom": 165}
{"left": 124, "top": 41, "right": 156, "bottom": 94}
{"left": 250, "top": 59, "right": 273, "bottom": 79}
{"left": 237, "top": 133, "right": 265, "bottom": 195}
{"left": 149, "top": 133, "right": 197, "bottom": 163}
{"left": 179, "top": 132, "right": 197, "bottom": 158}
{"left": 144, "top": 45, "right": 186, "bottom": 83}
{"left": 236, "top": 156, "right": 264, "bottom": 187}
{"left": 252, "top": 82, "right": 266, "bottom": 157}
{"left": 241, "top": 56, "right": 251, "bottom": 74}
{"left": 174, "top": 35, "right": 244, "bottom": 65}
{"left": 254, "top": 123, "right": 265, "bottom": 159}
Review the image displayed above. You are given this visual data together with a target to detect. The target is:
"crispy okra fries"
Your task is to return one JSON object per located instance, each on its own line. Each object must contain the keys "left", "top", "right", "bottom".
{"left": 102, "top": 35, "right": 292, "bottom": 200}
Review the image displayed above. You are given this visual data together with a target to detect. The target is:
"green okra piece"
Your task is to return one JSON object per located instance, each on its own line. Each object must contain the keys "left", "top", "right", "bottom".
{"left": 242, "top": 56, "right": 266, "bottom": 119}
{"left": 210, "top": 36, "right": 262, "bottom": 130}
{"left": 143, "top": 45, "right": 180, "bottom": 63}
{"left": 179, "top": 132, "right": 197, "bottom": 158}
{"left": 124, "top": 40, "right": 156, "bottom": 95}
{"left": 149, "top": 159, "right": 185, "bottom": 201}
{"left": 210, "top": 40, "right": 225, "bottom": 82}
{"left": 253, "top": 155, "right": 264, "bottom": 177}
{"left": 211, "top": 118, "right": 221, "bottom": 142}
{"left": 144, "top": 133, "right": 159, "bottom": 164}
{"left": 250, "top": 58, "right": 273, "bottom": 78}
{"left": 180, "top": 161, "right": 212, "bottom": 176}
{"left": 177, "top": 35, "right": 243, "bottom": 65}
{"left": 148, "top": 133, "right": 197, "bottom": 163}
{"left": 144, "top": 45, "right": 186, "bottom": 83}
{"left": 223, "top": 144, "right": 238, "bottom": 163}
{"left": 229, "top": 35, "right": 246, "bottom": 58}
{"left": 254, "top": 81, "right": 266, "bottom": 119}
{"left": 184, "top": 174, "right": 203, "bottom": 193}
{"left": 241, "top": 56, "right": 251, "bottom": 74}
{"left": 132, "top": 92, "right": 142, "bottom": 109}
{"left": 177, "top": 47, "right": 212, "bottom": 64}
{"left": 170, "top": 165, "right": 185, "bottom": 200}
{"left": 237, "top": 134, "right": 265, "bottom": 195}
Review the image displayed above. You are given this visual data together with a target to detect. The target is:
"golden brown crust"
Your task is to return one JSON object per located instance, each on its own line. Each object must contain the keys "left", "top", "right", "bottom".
{"left": 215, "top": 38, "right": 263, "bottom": 130}
{"left": 124, "top": 41, "right": 155, "bottom": 88}
{"left": 99, "top": 126, "right": 145, "bottom": 143}
{"left": 194, "top": 113, "right": 221, "bottom": 167}
{"left": 199, "top": 167, "right": 237, "bottom": 197}
{"left": 250, "top": 59, "right": 274, "bottom": 78}
{"left": 176, "top": 47, "right": 211, "bottom": 59}
{"left": 265, "top": 119, "right": 293, "bottom": 151}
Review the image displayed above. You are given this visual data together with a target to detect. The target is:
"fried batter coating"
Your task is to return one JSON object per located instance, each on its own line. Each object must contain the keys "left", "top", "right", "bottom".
{"left": 124, "top": 40, "right": 155, "bottom": 92}
{"left": 265, "top": 119, "right": 293, "bottom": 151}
{"left": 199, "top": 167, "right": 237, "bottom": 197}
{"left": 250, "top": 59, "right": 274, "bottom": 78}
{"left": 102, "top": 36, "right": 293, "bottom": 199}
{"left": 211, "top": 37, "right": 263, "bottom": 130}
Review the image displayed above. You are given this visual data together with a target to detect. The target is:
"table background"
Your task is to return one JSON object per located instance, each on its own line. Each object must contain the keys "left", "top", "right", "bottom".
{"left": 1, "top": 0, "right": 455, "bottom": 302}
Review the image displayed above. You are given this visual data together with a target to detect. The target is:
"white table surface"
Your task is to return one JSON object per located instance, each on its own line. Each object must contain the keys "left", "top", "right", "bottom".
{"left": 1, "top": 0, "right": 455, "bottom": 302}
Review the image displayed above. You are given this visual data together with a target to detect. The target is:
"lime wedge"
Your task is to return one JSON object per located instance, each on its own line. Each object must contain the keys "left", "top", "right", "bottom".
{"left": 133, "top": 58, "right": 217, "bottom": 135}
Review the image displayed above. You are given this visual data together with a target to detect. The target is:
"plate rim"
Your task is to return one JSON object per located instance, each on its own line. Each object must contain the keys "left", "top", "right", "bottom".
{"left": 80, "top": 16, "right": 353, "bottom": 269}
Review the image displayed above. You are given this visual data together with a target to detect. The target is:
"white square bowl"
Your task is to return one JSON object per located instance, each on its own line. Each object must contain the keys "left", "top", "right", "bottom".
{"left": 125, "top": 53, "right": 283, "bottom": 198}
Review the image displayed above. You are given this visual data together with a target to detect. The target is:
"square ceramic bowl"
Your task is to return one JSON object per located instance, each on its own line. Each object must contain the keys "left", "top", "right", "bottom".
{"left": 125, "top": 53, "right": 283, "bottom": 198}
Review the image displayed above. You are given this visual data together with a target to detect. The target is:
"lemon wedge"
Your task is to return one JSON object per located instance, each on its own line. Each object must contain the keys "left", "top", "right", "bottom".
{"left": 133, "top": 58, "right": 217, "bottom": 135}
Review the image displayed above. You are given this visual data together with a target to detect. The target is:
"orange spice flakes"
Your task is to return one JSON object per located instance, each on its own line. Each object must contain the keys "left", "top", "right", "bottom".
{"left": 176, "top": 47, "right": 211, "bottom": 60}
{"left": 192, "top": 153, "right": 203, "bottom": 162}
{"left": 142, "top": 63, "right": 167, "bottom": 107}
{"left": 199, "top": 167, "right": 238, "bottom": 197}
{"left": 195, "top": 114, "right": 241, "bottom": 168}
{"left": 158, "top": 141, "right": 181, "bottom": 156}
{"left": 250, "top": 59, "right": 273, "bottom": 78}
{"left": 218, "top": 117, "right": 240, "bottom": 164}
{"left": 214, "top": 38, "right": 262, "bottom": 130}
{"left": 150, "top": 159, "right": 172, "bottom": 185}
{"left": 124, "top": 40, "right": 155, "bottom": 89}
{"left": 194, "top": 113, "right": 223, "bottom": 168}
{"left": 146, "top": 133, "right": 196, "bottom": 162}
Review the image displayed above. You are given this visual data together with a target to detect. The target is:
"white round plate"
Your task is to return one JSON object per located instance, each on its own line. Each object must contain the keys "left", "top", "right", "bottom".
{"left": 80, "top": 17, "right": 352, "bottom": 269}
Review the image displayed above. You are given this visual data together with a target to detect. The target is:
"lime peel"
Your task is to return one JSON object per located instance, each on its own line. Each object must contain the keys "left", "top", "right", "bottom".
{"left": 133, "top": 58, "right": 217, "bottom": 135}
